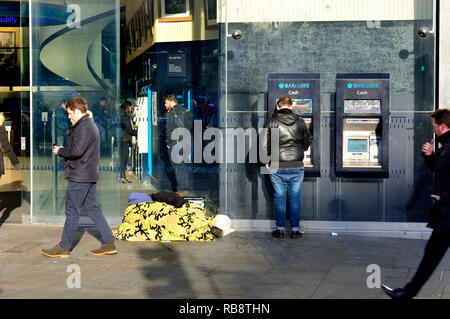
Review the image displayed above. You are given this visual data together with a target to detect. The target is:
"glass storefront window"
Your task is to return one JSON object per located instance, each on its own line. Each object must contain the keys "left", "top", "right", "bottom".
{"left": 13, "top": 0, "right": 438, "bottom": 228}
{"left": 27, "top": 0, "right": 122, "bottom": 222}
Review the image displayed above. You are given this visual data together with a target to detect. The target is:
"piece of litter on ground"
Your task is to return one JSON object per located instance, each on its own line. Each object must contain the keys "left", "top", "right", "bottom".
{"left": 332, "top": 232, "right": 338, "bottom": 236}
{"left": 161, "top": 241, "right": 171, "bottom": 243}
{"left": 223, "top": 228, "right": 236, "bottom": 236}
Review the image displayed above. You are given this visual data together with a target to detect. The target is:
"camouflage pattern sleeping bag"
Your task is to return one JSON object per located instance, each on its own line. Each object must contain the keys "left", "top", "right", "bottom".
{"left": 113, "top": 201, "right": 217, "bottom": 241}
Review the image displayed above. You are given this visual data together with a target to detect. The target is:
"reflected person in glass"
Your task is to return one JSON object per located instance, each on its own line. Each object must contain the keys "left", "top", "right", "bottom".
{"left": 119, "top": 100, "right": 137, "bottom": 183}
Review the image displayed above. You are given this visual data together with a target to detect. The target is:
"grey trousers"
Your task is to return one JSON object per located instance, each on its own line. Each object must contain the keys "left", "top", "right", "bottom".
{"left": 59, "top": 181, "right": 114, "bottom": 249}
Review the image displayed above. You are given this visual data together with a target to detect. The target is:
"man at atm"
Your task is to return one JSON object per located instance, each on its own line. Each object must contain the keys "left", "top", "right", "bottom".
{"left": 262, "top": 96, "right": 310, "bottom": 239}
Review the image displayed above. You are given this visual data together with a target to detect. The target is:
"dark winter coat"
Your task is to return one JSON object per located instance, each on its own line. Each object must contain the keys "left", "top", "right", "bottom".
{"left": 263, "top": 108, "right": 310, "bottom": 168}
{"left": 0, "top": 125, "right": 19, "bottom": 176}
{"left": 149, "top": 190, "right": 187, "bottom": 208}
{"left": 165, "top": 104, "right": 193, "bottom": 148}
{"left": 120, "top": 112, "right": 137, "bottom": 144}
{"left": 57, "top": 114, "right": 100, "bottom": 183}
{"left": 424, "top": 130, "right": 450, "bottom": 232}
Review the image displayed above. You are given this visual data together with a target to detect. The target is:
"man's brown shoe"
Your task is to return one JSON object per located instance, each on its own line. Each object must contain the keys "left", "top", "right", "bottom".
{"left": 41, "top": 245, "right": 70, "bottom": 258}
{"left": 90, "top": 242, "right": 118, "bottom": 256}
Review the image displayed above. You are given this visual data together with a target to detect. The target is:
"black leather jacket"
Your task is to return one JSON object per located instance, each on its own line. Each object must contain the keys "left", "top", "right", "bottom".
{"left": 263, "top": 108, "right": 310, "bottom": 167}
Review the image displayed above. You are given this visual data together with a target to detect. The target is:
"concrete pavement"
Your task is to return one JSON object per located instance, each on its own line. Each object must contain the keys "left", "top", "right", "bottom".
{"left": 0, "top": 223, "right": 450, "bottom": 299}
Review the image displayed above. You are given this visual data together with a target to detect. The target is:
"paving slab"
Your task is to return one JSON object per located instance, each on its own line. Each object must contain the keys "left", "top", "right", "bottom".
{"left": 0, "top": 224, "right": 450, "bottom": 299}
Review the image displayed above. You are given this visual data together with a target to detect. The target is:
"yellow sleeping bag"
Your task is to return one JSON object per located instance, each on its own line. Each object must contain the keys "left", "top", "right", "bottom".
{"left": 113, "top": 201, "right": 217, "bottom": 241}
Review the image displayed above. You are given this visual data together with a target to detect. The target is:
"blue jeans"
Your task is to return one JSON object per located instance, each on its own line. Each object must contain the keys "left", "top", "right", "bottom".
{"left": 59, "top": 181, "right": 115, "bottom": 249}
{"left": 269, "top": 166, "right": 304, "bottom": 231}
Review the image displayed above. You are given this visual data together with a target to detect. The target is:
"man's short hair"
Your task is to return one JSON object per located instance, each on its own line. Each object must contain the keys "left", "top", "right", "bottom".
{"left": 431, "top": 109, "right": 450, "bottom": 128}
{"left": 164, "top": 94, "right": 178, "bottom": 104}
{"left": 120, "top": 100, "right": 133, "bottom": 112}
{"left": 65, "top": 97, "right": 88, "bottom": 113}
{"left": 277, "top": 96, "right": 293, "bottom": 108}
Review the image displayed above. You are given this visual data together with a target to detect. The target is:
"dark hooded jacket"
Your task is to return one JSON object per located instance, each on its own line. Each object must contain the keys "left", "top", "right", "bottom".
{"left": 263, "top": 108, "right": 310, "bottom": 168}
{"left": 149, "top": 190, "right": 187, "bottom": 208}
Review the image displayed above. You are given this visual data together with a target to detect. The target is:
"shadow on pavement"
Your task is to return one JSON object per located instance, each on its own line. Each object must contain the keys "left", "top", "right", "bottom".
{"left": 0, "top": 189, "right": 22, "bottom": 228}
{"left": 138, "top": 244, "right": 195, "bottom": 299}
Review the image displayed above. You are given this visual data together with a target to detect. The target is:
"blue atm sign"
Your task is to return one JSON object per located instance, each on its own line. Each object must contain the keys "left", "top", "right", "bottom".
{"left": 279, "top": 83, "right": 310, "bottom": 89}
{"left": 346, "top": 82, "right": 379, "bottom": 89}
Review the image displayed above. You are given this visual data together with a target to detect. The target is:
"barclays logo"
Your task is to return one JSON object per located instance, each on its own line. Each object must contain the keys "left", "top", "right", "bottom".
{"left": 347, "top": 82, "right": 379, "bottom": 89}
{"left": 279, "top": 83, "right": 310, "bottom": 89}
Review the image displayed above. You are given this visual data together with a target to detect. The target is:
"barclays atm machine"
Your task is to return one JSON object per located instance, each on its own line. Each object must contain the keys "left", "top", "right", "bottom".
{"left": 335, "top": 73, "right": 390, "bottom": 178}
{"left": 267, "top": 73, "right": 321, "bottom": 177}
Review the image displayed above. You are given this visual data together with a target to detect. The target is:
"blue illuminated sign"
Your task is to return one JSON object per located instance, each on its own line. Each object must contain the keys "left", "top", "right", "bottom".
{"left": 278, "top": 83, "right": 310, "bottom": 89}
{"left": 0, "top": 16, "right": 18, "bottom": 24}
{"left": 347, "top": 82, "right": 379, "bottom": 89}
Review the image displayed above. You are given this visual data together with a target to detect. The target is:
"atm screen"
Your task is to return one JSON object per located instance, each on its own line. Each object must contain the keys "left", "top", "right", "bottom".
{"left": 277, "top": 98, "right": 312, "bottom": 114}
{"left": 344, "top": 100, "right": 381, "bottom": 114}
{"left": 292, "top": 99, "right": 312, "bottom": 114}
{"left": 347, "top": 139, "right": 368, "bottom": 153}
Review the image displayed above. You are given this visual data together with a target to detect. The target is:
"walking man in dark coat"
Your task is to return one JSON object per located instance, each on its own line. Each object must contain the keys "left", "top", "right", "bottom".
{"left": 382, "top": 109, "right": 450, "bottom": 299}
{"left": 41, "top": 97, "right": 117, "bottom": 258}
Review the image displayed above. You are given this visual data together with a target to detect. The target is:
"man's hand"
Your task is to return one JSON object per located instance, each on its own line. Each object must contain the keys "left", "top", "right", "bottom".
{"left": 265, "top": 163, "right": 270, "bottom": 170}
{"left": 422, "top": 139, "right": 434, "bottom": 156}
{"left": 431, "top": 194, "right": 441, "bottom": 201}
{"left": 53, "top": 145, "right": 63, "bottom": 155}
{"left": 167, "top": 145, "right": 170, "bottom": 150}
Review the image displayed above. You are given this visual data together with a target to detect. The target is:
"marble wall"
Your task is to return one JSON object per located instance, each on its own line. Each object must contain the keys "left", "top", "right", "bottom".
{"left": 217, "top": 20, "right": 435, "bottom": 223}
